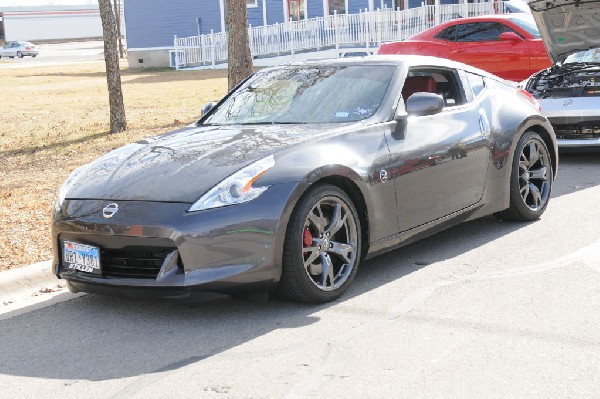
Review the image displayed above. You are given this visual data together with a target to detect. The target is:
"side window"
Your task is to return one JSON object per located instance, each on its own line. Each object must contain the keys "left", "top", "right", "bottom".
{"left": 458, "top": 70, "right": 486, "bottom": 102}
{"left": 402, "top": 68, "right": 464, "bottom": 107}
{"left": 456, "top": 22, "right": 514, "bottom": 42}
{"left": 434, "top": 26, "right": 457, "bottom": 41}
{"left": 466, "top": 73, "right": 485, "bottom": 98}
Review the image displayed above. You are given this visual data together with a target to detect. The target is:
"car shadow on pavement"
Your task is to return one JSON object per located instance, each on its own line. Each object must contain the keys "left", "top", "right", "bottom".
{"left": 0, "top": 215, "right": 529, "bottom": 382}
{"left": 553, "top": 152, "right": 600, "bottom": 198}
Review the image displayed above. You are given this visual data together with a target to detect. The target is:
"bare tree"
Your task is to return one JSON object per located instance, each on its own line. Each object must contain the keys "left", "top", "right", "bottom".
{"left": 226, "top": 0, "right": 253, "bottom": 90}
{"left": 98, "top": 0, "right": 127, "bottom": 133}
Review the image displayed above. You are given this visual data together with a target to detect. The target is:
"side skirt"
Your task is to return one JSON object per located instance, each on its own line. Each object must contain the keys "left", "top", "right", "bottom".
{"left": 365, "top": 203, "right": 484, "bottom": 260}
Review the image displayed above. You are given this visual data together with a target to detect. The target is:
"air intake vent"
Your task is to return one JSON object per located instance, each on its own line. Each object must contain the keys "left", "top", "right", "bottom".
{"left": 100, "top": 247, "right": 176, "bottom": 279}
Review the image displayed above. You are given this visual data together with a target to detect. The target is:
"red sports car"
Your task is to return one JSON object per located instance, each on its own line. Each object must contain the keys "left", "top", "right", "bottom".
{"left": 378, "top": 14, "right": 551, "bottom": 82}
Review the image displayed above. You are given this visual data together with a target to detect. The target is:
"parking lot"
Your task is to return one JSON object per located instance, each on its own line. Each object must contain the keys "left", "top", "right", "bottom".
{"left": 0, "top": 41, "right": 104, "bottom": 69}
{"left": 0, "top": 152, "right": 599, "bottom": 398}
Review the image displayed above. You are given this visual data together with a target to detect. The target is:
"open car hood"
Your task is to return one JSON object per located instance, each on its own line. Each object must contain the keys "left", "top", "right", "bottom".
{"left": 529, "top": 0, "right": 600, "bottom": 63}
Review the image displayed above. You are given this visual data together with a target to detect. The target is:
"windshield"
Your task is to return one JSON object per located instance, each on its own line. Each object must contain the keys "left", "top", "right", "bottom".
{"left": 503, "top": 0, "right": 531, "bottom": 14}
{"left": 509, "top": 15, "right": 540, "bottom": 38}
{"left": 203, "top": 65, "right": 395, "bottom": 125}
{"left": 564, "top": 48, "right": 600, "bottom": 64}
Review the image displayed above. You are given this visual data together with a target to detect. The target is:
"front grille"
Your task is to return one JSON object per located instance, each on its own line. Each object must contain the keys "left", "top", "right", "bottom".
{"left": 553, "top": 123, "right": 600, "bottom": 140}
{"left": 100, "top": 247, "right": 176, "bottom": 279}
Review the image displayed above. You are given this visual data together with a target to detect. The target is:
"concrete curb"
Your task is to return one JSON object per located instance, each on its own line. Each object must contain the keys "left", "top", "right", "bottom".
{"left": 0, "top": 260, "right": 58, "bottom": 300}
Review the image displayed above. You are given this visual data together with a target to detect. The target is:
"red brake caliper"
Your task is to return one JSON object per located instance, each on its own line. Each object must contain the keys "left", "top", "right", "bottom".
{"left": 303, "top": 227, "right": 313, "bottom": 256}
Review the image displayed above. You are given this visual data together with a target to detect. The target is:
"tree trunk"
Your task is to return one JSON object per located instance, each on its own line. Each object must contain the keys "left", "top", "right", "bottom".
{"left": 98, "top": 0, "right": 127, "bottom": 133}
{"left": 226, "top": 0, "right": 253, "bottom": 91}
{"left": 113, "top": 0, "right": 124, "bottom": 58}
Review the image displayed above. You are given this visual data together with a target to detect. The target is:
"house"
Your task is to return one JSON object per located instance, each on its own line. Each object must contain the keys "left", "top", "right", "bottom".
{"left": 0, "top": 5, "right": 104, "bottom": 42}
{"left": 124, "top": 0, "right": 495, "bottom": 67}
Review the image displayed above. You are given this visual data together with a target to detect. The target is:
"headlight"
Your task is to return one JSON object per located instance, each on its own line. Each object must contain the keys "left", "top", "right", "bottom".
{"left": 55, "top": 165, "right": 87, "bottom": 211}
{"left": 188, "top": 155, "right": 275, "bottom": 212}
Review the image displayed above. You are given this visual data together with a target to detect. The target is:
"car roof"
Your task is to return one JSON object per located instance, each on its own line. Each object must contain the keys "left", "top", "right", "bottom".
{"left": 270, "top": 54, "right": 506, "bottom": 81}
{"left": 442, "top": 13, "right": 530, "bottom": 24}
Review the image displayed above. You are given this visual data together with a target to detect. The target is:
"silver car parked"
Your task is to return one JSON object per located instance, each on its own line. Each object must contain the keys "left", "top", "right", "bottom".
{"left": 525, "top": 0, "right": 600, "bottom": 148}
{"left": 0, "top": 41, "right": 39, "bottom": 59}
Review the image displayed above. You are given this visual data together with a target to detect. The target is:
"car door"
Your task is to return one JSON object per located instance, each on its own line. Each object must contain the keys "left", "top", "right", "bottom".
{"left": 449, "top": 22, "right": 531, "bottom": 81}
{"left": 384, "top": 67, "right": 491, "bottom": 232}
{"left": 1, "top": 42, "right": 15, "bottom": 57}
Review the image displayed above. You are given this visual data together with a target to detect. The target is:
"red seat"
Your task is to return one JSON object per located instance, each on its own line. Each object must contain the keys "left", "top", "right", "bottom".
{"left": 401, "top": 76, "right": 437, "bottom": 102}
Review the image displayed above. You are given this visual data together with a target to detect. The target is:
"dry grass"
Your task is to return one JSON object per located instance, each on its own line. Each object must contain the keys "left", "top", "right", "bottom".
{"left": 0, "top": 61, "right": 229, "bottom": 270}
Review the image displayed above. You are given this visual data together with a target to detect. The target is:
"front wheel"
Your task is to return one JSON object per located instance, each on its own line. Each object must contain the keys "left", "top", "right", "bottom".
{"left": 277, "top": 184, "right": 361, "bottom": 303}
{"left": 495, "top": 131, "right": 553, "bottom": 221}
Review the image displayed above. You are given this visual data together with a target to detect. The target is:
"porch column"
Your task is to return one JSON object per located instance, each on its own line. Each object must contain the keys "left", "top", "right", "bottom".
{"left": 263, "top": 0, "right": 268, "bottom": 25}
{"left": 283, "top": 0, "right": 289, "bottom": 21}
{"left": 219, "top": 0, "right": 225, "bottom": 32}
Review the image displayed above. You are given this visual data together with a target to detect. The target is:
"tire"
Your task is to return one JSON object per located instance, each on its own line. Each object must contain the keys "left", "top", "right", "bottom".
{"left": 495, "top": 131, "right": 553, "bottom": 221}
{"left": 277, "top": 184, "right": 362, "bottom": 303}
{"left": 17, "top": 51, "right": 23, "bottom": 58}
{"left": 32, "top": 55, "right": 37, "bottom": 58}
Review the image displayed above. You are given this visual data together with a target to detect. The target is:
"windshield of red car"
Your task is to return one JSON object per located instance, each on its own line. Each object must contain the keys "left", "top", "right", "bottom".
{"left": 203, "top": 65, "right": 395, "bottom": 125}
{"left": 509, "top": 16, "right": 541, "bottom": 38}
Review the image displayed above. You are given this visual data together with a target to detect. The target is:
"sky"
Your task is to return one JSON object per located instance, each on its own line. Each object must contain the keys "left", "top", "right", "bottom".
{"left": 0, "top": 0, "right": 97, "bottom": 6}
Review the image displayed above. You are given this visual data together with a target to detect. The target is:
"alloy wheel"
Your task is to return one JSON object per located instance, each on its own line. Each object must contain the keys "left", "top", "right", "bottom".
{"left": 301, "top": 196, "right": 358, "bottom": 292}
{"left": 518, "top": 139, "right": 551, "bottom": 212}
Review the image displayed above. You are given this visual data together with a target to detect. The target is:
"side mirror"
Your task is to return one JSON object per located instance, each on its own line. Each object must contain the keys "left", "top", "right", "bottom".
{"left": 499, "top": 32, "right": 523, "bottom": 42}
{"left": 405, "top": 92, "right": 444, "bottom": 116}
{"left": 200, "top": 101, "right": 217, "bottom": 118}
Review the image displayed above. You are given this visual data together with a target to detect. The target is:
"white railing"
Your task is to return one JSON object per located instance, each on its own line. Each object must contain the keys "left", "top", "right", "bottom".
{"left": 174, "top": 2, "right": 503, "bottom": 69}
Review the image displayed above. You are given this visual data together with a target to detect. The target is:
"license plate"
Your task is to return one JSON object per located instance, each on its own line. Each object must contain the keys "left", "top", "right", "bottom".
{"left": 62, "top": 241, "right": 101, "bottom": 274}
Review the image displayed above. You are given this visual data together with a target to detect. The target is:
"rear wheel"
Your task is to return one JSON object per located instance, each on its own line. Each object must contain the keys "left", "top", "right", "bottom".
{"left": 277, "top": 184, "right": 361, "bottom": 303}
{"left": 17, "top": 51, "right": 23, "bottom": 58}
{"left": 495, "top": 131, "right": 552, "bottom": 221}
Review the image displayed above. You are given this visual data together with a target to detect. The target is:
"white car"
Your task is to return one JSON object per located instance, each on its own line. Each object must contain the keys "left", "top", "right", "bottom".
{"left": 0, "top": 41, "right": 39, "bottom": 59}
{"left": 524, "top": 0, "right": 600, "bottom": 148}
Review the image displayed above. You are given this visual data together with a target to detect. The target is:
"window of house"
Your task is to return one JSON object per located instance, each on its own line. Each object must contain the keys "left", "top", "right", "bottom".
{"left": 247, "top": 0, "right": 258, "bottom": 7}
{"left": 289, "top": 0, "right": 305, "bottom": 21}
{"left": 329, "top": 0, "right": 346, "bottom": 15}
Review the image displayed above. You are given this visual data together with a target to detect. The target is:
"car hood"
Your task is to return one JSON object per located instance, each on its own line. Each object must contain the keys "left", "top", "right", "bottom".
{"left": 67, "top": 123, "right": 352, "bottom": 203}
{"left": 529, "top": 0, "right": 600, "bottom": 63}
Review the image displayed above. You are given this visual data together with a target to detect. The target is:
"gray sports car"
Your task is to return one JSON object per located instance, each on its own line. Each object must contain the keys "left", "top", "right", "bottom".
{"left": 525, "top": 0, "right": 600, "bottom": 148}
{"left": 52, "top": 55, "right": 557, "bottom": 303}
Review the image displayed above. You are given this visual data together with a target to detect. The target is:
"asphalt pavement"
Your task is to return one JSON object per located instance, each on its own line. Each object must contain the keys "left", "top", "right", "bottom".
{"left": 0, "top": 152, "right": 599, "bottom": 398}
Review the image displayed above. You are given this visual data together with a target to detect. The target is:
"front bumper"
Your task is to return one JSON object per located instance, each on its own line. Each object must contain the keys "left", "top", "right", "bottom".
{"left": 539, "top": 97, "right": 600, "bottom": 147}
{"left": 52, "top": 182, "right": 300, "bottom": 299}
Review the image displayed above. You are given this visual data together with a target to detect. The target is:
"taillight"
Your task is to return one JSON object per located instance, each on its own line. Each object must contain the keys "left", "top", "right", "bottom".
{"left": 517, "top": 89, "right": 541, "bottom": 112}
